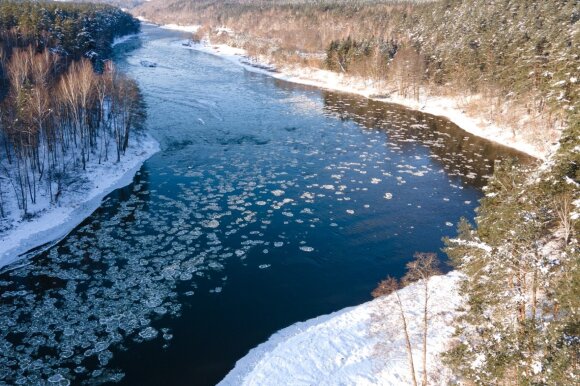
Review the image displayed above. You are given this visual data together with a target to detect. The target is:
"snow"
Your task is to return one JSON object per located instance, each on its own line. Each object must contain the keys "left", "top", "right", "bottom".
{"left": 219, "top": 271, "right": 464, "bottom": 386}
{"left": 160, "top": 24, "right": 201, "bottom": 34}
{"left": 172, "top": 34, "right": 549, "bottom": 160}
{"left": 0, "top": 134, "right": 160, "bottom": 269}
{"left": 112, "top": 33, "right": 139, "bottom": 47}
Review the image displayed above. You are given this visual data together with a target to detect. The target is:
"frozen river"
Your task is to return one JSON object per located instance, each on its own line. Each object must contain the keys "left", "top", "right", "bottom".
{"left": 0, "top": 25, "right": 531, "bottom": 385}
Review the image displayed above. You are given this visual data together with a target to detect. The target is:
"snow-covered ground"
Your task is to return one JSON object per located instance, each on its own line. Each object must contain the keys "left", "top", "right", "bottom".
{"left": 161, "top": 24, "right": 201, "bottom": 33}
{"left": 161, "top": 23, "right": 550, "bottom": 160}
{"left": 219, "top": 271, "right": 464, "bottom": 385}
{"left": 112, "top": 33, "right": 140, "bottom": 47}
{"left": 0, "top": 134, "right": 159, "bottom": 270}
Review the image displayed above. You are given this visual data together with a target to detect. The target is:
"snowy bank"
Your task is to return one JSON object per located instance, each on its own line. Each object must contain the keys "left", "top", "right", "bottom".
{"left": 0, "top": 134, "right": 160, "bottom": 270}
{"left": 160, "top": 24, "right": 201, "bottom": 33}
{"left": 112, "top": 33, "right": 139, "bottom": 47}
{"left": 172, "top": 34, "right": 547, "bottom": 159}
{"left": 219, "top": 271, "right": 464, "bottom": 386}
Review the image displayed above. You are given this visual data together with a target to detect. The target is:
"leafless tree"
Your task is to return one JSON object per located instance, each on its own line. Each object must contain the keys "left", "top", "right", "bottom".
{"left": 403, "top": 252, "right": 441, "bottom": 386}
{"left": 372, "top": 276, "right": 418, "bottom": 386}
{"left": 554, "top": 192, "right": 574, "bottom": 245}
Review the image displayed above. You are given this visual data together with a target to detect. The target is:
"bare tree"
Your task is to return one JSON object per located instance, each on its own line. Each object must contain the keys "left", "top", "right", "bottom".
{"left": 403, "top": 252, "right": 441, "bottom": 386}
{"left": 372, "top": 276, "right": 418, "bottom": 386}
{"left": 554, "top": 192, "right": 574, "bottom": 245}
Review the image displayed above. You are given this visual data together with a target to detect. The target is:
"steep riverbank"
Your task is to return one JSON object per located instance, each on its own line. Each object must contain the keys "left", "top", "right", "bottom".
{"left": 220, "top": 271, "right": 463, "bottom": 385}
{"left": 0, "top": 134, "right": 159, "bottom": 270}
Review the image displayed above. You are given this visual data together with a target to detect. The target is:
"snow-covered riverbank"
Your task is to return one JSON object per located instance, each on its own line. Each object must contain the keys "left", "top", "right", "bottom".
{"left": 112, "top": 33, "right": 140, "bottom": 47}
{"left": 219, "top": 271, "right": 464, "bottom": 385}
{"left": 161, "top": 23, "right": 549, "bottom": 160}
{"left": 0, "top": 134, "right": 159, "bottom": 270}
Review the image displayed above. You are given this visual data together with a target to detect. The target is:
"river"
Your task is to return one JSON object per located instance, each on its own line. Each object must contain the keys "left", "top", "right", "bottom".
{"left": 0, "top": 25, "right": 532, "bottom": 385}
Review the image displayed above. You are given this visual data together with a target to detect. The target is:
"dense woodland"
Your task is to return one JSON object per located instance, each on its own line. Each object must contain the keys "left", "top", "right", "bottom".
{"left": 0, "top": 1, "right": 139, "bottom": 64}
{"left": 133, "top": 1, "right": 580, "bottom": 384}
{"left": 0, "top": 1, "right": 142, "bottom": 220}
{"left": 442, "top": 122, "right": 579, "bottom": 384}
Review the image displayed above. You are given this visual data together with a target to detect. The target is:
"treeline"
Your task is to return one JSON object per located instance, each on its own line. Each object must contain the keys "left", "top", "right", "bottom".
{"left": 443, "top": 116, "right": 579, "bottom": 384}
{"left": 135, "top": 1, "right": 418, "bottom": 58}
{"left": 0, "top": 0, "right": 139, "bottom": 65}
{"left": 0, "top": 1, "right": 143, "bottom": 219}
{"left": 409, "top": 0, "right": 578, "bottom": 127}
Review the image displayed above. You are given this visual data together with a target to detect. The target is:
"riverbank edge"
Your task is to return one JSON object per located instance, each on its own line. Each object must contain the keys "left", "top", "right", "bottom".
{"left": 160, "top": 22, "right": 549, "bottom": 160}
{"left": 219, "top": 271, "right": 464, "bottom": 385}
{"left": 0, "top": 133, "right": 160, "bottom": 270}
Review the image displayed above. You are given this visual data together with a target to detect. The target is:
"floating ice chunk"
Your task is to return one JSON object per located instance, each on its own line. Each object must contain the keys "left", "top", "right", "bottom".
{"left": 98, "top": 350, "right": 113, "bottom": 366}
{"left": 94, "top": 341, "right": 109, "bottom": 353}
{"left": 299, "top": 246, "right": 314, "bottom": 252}
{"left": 384, "top": 193, "right": 393, "bottom": 200}
{"left": 210, "top": 287, "right": 222, "bottom": 293}
{"left": 139, "top": 327, "right": 158, "bottom": 340}
{"left": 346, "top": 209, "right": 355, "bottom": 214}
{"left": 443, "top": 198, "right": 450, "bottom": 202}
{"left": 256, "top": 201, "right": 267, "bottom": 206}
{"left": 370, "top": 178, "right": 381, "bottom": 184}
{"left": 321, "top": 185, "right": 335, "bottom": 190}
{"left": 271, "top": 190, "right": 285, "bottom": 197}
{"left": 464, "top": 201, "right": 472, "bottom": 204}
{"left": 203, "top": 219, "right": 220, "bottom": 228}
{"left": 145, "top": 297, "right": 162, "bottom": 308}
{"left": 445, "top": 222, "right": 454, "bottom": 227}
{"left": 274, "top": 242, "right": 284, "bottom": 247}
{"left": 48, "top": 374, "right": 66, "bottom": 384}
{"left": 258, "top": 264, "right": 271, "bottom": 269}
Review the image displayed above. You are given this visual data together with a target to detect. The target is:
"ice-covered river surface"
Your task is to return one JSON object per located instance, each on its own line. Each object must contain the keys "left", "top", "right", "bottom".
{"left": 0, "top": 25, "right": 533, "bottom": 385}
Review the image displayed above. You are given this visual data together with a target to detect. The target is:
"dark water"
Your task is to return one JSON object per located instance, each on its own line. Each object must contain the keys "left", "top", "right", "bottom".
{"left": 0, "top": 25, "right": 532, "bottom": 386}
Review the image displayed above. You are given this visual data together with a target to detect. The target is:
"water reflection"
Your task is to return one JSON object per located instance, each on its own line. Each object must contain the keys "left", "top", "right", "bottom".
{"left": 320, "top": 91, "right": 535, "bottom": 187}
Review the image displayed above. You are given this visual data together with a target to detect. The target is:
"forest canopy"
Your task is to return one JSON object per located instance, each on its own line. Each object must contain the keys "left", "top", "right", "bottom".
{"left": 0, "top": 0, "right": 140, "bottom": 61}
{"left": 0, "top": 1, "right": 143, "bottom": 221}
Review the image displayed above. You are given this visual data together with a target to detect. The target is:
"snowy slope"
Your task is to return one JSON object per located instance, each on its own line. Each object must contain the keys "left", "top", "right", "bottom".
{"left": 219, "top": 271, "right": 464, "bottom": 386}
{"left": 0, "top": 134, "right": 159, "bottom": 270}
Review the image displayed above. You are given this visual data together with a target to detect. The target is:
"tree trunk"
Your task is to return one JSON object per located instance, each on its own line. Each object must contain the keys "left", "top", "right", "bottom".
{"left": 422, "top": 280, "right": 429, "bottom": 386}
{"left": 395, "top": 292, "right": 418, "bottom": 386}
